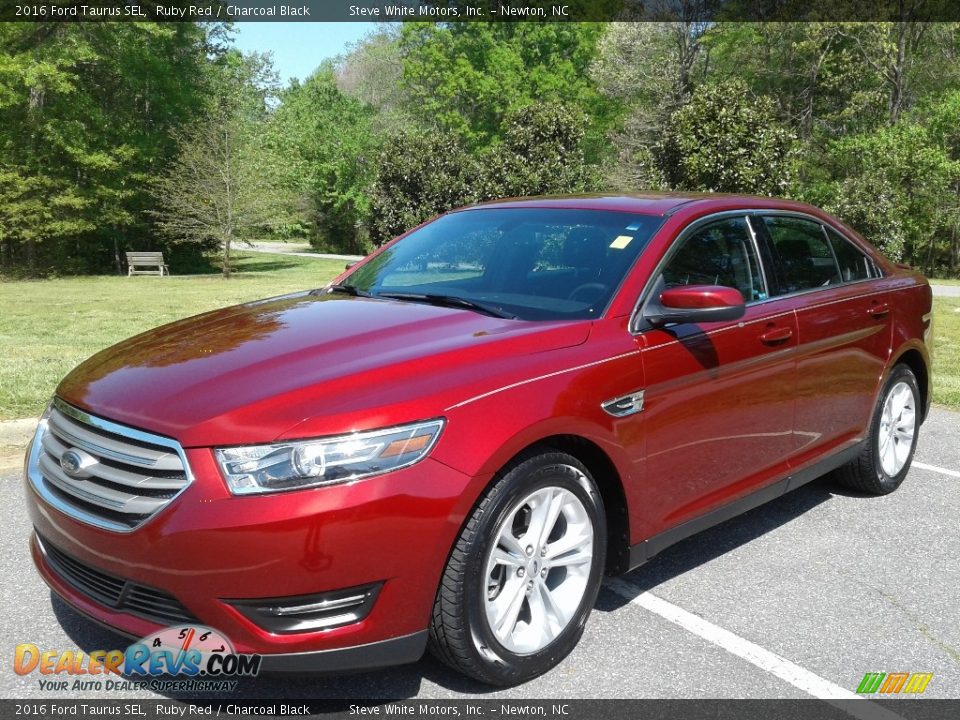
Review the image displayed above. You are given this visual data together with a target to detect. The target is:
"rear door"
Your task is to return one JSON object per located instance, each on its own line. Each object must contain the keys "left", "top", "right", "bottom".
{"left": 635, "top": 214, "right": 799, "bottom": 533}
{"left": 753, "top": 214, "right": 892, "bottom": 464}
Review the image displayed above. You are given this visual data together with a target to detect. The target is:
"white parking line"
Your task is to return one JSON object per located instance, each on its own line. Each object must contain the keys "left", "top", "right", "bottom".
{"left": 607, "top": 579, "right": 905, "bottom": 720}
{"left": 913, "top": 461, "right": 960, "bottom": 478}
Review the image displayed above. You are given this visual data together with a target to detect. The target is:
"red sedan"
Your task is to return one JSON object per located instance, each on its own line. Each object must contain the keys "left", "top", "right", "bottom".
{"left": 24, "top": 193, "right": 932, "bottom": 685}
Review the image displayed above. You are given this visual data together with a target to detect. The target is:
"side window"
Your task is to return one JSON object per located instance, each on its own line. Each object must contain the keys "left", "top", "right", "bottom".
{"left": 826, "top": 227, "right": 874, "bottom": 282}
{"left": 762, "top": 216, "right": 840, "bottom": 293}
{"left": 662, "top": 217, "right": 766, "bottom": 302}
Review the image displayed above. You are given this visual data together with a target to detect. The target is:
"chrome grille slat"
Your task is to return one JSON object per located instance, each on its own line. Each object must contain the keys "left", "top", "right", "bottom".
{"left": 47, "top": 411, "right": 183, "bottom": 471}
{"left": 39, "top": 454, "right": 168, "bottom": 514}
{"left": 40, "top": 432, "right": 185, "bottom": 491}
{"left": 27, "top": 399, "right": 193, "bottom": 532}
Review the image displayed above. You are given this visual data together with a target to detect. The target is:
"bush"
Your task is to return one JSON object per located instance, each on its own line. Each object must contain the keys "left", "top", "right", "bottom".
{"left": 656, "top": 80, "right": 795, "bottom": 196}
{"left": 369, "top": 102, "right": 594, "bottom": 244}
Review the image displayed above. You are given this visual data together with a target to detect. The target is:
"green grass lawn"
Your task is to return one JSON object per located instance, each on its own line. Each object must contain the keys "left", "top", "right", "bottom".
{"left": 930, "top": 277, "right": 960, "bottom": 286}
{"left": 932, "top": 297, "right": 960, "bottom": 408}
{"left": 1, "top": 255, "right": 959, "bottom": 420}
{"left": 0, "top": 252, "right": 344, "bottom": 420}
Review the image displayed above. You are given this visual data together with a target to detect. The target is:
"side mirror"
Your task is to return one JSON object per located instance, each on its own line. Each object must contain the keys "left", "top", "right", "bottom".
{"left": 645, "top": 285, "right": 746, "bottom": 326}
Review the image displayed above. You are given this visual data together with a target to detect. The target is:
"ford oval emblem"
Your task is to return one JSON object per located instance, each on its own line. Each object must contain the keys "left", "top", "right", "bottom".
{"left": 60, "top": 450, "right": 84, "bottom": 477}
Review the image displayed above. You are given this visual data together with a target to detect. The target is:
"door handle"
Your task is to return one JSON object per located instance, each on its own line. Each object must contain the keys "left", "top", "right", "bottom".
{"left": 869, "top": 302, "right": 891, "bottom": 319}
{"left": 760, "top": 326, "right": 794, "bottom": 345}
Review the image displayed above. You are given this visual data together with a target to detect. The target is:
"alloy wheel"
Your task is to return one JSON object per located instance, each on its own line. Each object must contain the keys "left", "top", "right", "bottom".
{"left": 483, "top": 485, "right": 594, "bottom": 655}
{"left": 878, "top": 380, "right": 916, "bottom": 477}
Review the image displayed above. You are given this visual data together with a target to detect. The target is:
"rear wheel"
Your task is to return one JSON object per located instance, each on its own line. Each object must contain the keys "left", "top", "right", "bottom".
{"left": 428, "top": 451, "right": 606, "bottom": 686}
{"left": 835, "top": 364, "right": 921, "bottom": 495}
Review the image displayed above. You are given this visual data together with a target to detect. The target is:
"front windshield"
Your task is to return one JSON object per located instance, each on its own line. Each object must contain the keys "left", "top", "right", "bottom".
{"left": 345, "top": 208, "right": 663, "bottom": 321}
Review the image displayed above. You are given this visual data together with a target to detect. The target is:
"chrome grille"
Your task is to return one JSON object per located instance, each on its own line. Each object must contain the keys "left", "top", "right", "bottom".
{"left": 37, "top": 534, "right": 197, "bottom": 624}
{"left": 27, "top": 399, "right": 192, "bottom": 532}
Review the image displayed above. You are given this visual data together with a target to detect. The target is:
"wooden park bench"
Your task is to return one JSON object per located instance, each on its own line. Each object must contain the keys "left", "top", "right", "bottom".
{"left": 126, "top": 251, "right": 170, "bottom": 277}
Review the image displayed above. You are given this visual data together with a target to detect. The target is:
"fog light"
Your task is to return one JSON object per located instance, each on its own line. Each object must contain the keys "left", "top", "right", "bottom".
{"left": 226, "top": 583, "right": 381, "bottom": 634}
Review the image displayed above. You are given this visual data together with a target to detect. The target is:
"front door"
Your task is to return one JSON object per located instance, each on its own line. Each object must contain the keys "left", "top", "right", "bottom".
{"left": 636, "top": 215, "right": 799, "bottom": 534}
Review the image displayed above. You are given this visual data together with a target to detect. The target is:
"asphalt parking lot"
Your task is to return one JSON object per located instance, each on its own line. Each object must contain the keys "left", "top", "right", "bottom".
{"left": 1, "top": 408, "right": 957, "bottom": 702}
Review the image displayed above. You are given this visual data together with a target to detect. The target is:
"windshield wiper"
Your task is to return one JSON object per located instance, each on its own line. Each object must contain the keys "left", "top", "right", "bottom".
{"left": 378, "top": 292, "right": 516, "bottom": 319}
{"left": 321, "top": 283, "right": 374, "bottom": 298}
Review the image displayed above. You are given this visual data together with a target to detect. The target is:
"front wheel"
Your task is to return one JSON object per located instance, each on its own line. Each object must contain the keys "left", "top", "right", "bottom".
{"left": 835, "top": 364, "right": 921, "bottom": 495}
{"left": 428, "top": 451, "right": 606, "bottom": 686}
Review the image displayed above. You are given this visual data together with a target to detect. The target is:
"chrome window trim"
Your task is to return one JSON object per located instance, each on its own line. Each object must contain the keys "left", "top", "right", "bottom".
{"left": 26, "top": 398, "right": 195, "bottom": 533}
{"left": 629, "top": 210, "right": 754, "bottom": 334}
{"left": 749, "top": 209, "right": 885, "bottom": 278}
{"left": 629, "top": 208, "right": 886, "bottom": 334}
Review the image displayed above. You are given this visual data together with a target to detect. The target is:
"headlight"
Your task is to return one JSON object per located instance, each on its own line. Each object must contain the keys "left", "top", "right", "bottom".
{"left": 215, "top": 419, "right": 445, "bottom": 495}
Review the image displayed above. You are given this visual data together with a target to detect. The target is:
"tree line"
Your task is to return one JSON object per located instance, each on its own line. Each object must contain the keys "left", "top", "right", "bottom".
{"left": 2, "top": 21, "right": 959, "bottom": 278}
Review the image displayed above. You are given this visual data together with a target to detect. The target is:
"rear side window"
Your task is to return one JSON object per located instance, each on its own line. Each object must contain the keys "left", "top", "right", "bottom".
{"left": 826, "top": 227, "right": 875, "bottom": 282}
{"left": 662, "top": 217, "right": 766, "bottom": 302}
{"left": 761, "top": 216, "right": 840, "bottom": 293}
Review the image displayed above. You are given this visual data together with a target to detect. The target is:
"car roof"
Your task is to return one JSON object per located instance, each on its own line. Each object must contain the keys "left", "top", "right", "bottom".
{"left": 457, "top": 192, "right": 817, "bottom": 217}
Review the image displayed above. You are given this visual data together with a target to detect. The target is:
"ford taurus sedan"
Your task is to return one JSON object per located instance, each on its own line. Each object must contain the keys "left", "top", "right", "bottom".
{"left": 24, "top": 193, "right": 932, "bottom": 685}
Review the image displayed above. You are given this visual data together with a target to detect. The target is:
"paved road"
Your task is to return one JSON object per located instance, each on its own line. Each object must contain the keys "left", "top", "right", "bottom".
{"left": 2, "top": 409, "right": 958, "bottom": 702}
{"left": 931, "top": 285, "right": 960, "bottom": 298}
{"left": 247, "top": 242, "right": 363, "bottom": 262}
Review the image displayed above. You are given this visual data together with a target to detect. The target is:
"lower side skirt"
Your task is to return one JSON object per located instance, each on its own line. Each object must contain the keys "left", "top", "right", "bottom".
{"left": 626, "top": 440, "right": 865, "bottom": 571}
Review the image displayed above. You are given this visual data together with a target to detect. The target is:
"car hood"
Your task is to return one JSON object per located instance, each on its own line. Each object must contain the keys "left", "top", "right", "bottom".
{"left": 57, "top": 292, "right": 591, "bottom": 446}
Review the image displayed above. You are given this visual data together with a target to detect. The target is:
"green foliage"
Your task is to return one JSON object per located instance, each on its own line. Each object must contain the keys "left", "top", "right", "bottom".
{"left": 803, "top": 119, "right": 959, "bottom": 266}
{"left": 369, "top": 131, "right": 479, "bottom": 246}
{"left": 4, "top": 20, "right": 960, "bottom": 277}
{"left": 655, "top": 80, "right": 796, "bottom": 195}
{"left": 0, "top": 22, "right": 222, "bottom": 275}
{"left": 369, "top": 102, "right": 592, "bottom": 245}
{"left": 482, "top": 103, "right": 593, "bottom": 198}
{"left": 398, "top": 22, "right": 612, "bottom": 157}
{"left": 150, "top": 52, "right": 295, "bottom": 278}
{"left": 268, "top": 66, "right": 378, "bottom": 254}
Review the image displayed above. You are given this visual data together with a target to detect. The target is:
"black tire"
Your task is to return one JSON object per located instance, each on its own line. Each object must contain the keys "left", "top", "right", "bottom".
{"left": 835, "top": 364, "right": 921, "bottom": 495}
{"left": 428, "top": 450, "right": 607, "bottom": 686}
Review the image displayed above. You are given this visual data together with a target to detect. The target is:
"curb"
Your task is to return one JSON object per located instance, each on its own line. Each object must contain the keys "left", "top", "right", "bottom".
{"left": 0, "top": 419, "right": 35, "bottom": 446}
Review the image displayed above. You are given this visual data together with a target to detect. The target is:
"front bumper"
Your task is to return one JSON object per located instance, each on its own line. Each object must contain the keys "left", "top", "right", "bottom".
{"left": 25, "top": 441, "right": 476, "bottom": 666}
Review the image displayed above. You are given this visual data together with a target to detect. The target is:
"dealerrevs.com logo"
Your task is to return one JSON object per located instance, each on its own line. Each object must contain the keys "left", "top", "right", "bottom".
{"left": 13, "top": 625, "right": 261, "bottom": 692}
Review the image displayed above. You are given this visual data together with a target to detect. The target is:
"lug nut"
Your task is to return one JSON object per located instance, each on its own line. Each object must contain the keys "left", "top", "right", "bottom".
{"left": 540, "top": 546, "right": 547, "bottom": 557}
{"left": 517, "top": 568, "right": 525, "bottom": 577}
{"left": 540, "top": 568, "right": 547, "bottom": 578}
{"left": 526, "top": 545, "right": 534, "bottom": 556}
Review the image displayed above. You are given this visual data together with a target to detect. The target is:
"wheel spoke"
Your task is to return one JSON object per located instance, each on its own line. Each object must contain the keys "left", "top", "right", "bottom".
{"left": 895, "top": 426, "right": 914, "bottom": 443}
{"left": 491, "top": 546, "right": 522, "bottom": 568}
{"left": 538, "top": 581, "right": 567, "bottom": 629}
{"left": 492, "top": 576, "right": 527, "bottom": 640}
{"left": 891, "top": 386, "right": 909, "bottom": 418}
{"left": 523, "top": 489, "right": 562, "bottom": 551}
{"left": 544, "top": 527, "right": 591, "bottom": 563}
{"left": 879, "top": 432, "right": 891, "bottom": 457}
{"left": 896, "top": 410, "right": 915, "bottom": 436}
{"left": 498, "top": 526, "right": 526, "bottom": 558}
{"left": 526, "top": 582, "right": 561, "bottom": 646}
{"left": 882, "top": 436, "right": 897, "bottom": 475}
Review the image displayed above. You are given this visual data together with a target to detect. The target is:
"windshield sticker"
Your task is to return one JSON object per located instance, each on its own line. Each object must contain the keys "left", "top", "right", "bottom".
{"left": 610, "top": 235, "right": 634, "bottom": 249}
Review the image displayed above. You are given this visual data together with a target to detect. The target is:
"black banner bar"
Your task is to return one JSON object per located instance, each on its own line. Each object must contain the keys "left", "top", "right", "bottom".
{"left": 4, "top": 0, "right": 960, "bottom": 23}
{"left": 3, "top": 700, "right": 960, "bottom": 720}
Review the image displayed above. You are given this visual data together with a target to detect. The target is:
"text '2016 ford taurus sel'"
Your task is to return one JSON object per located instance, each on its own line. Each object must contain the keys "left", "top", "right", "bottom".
{"left": 24, "top": 193, "right": 932, "bottom": 685}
